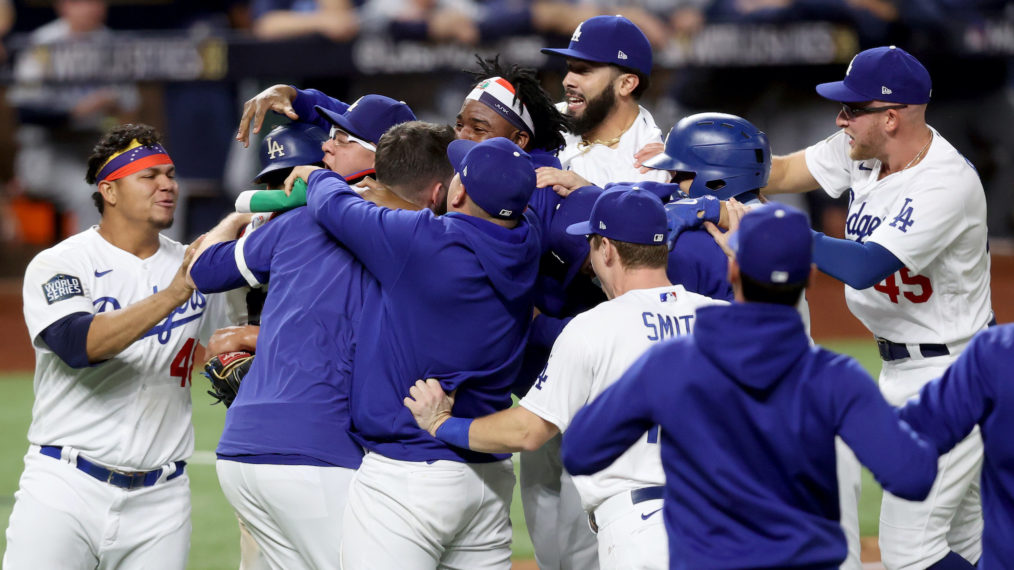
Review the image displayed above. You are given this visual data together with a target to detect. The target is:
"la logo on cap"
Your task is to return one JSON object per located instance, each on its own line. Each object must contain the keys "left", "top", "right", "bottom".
{"left": 571, "top": 24, "right": 582, "bottom": 42}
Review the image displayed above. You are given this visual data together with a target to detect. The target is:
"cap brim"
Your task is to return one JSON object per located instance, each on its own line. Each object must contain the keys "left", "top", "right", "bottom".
{"left": 446, "top": 139, "right": 477, "bottom": 173}
{"left": 540, "top": 47, "right": 605, "bottom": 65}
{"left": 314, "top": 105, "right": 370, "bottom": 142}
{"left": 815, "top": 81, "right": 869, "bottom": 103}
{"left": 565, "top": 220, "right": 594, "bottom": 236}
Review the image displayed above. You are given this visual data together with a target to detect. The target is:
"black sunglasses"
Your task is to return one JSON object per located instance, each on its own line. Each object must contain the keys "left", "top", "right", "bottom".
{"left": 840, "top": 103, "right": 908, "bottom": 120}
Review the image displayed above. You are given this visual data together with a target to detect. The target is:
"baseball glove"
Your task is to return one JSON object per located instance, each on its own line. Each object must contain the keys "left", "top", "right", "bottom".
{"left": 201, "top": 351, "right": 253, "bottom": 408}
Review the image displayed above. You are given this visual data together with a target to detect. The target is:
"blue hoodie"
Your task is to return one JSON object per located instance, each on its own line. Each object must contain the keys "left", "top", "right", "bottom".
{"left": 306, "top": 169, "right": 541, "bottom": 463}
{"left": 562, "top": 302, "right": 938, "bottom": 569}
{"left": 898, "top": 324, "right": 1014, "bottom": 570}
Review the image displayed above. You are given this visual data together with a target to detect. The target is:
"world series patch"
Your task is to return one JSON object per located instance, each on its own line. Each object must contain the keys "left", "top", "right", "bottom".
{"left": 42, "top": 274, "right": 84, "bottom": 305}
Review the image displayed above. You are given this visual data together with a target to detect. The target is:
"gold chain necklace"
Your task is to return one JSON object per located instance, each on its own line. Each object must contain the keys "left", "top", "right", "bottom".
{"left": 901, "top": 131, "right": 933, "bottom": 171}
{"left": 577, "top": 115, "right": 638, "bottom": 152}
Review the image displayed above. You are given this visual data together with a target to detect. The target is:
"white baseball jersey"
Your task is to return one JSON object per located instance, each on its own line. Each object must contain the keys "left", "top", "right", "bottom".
{"left": 22, "top": 228, "right": 228, "bottom": 471}
{"left": 521, "top": 285, "right": 726, "bottom": 510}
{"left": 556, "top": 104, "right": 671, "bottom": 187}
{"left": 805, "top": 128, "right": 992, "bottom": 345}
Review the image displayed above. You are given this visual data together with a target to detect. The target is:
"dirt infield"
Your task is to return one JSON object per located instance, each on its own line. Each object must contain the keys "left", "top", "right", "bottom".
{"left": 0, "top": 253, "right": 1010, "bottom": 372}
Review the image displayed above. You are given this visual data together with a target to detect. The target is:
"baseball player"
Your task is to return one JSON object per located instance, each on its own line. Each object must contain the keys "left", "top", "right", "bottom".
{"left": 282, "top": 137, "right": 539, "bottom": 569}
{"left": 898, "top": 324, "right": 1014, "bottom": 569}
{"left": 536, "top": 15, "right": 670, "bottom": 194}
{"left": 761, "top": 46, "right": 993, "bottom": 569}
{"left": 255, "top": 121, "right": 328, "bottom": 188}
{"left": 645, "top": 112, "right": 864, "bottom": 569}
{"left": 561, "top": 203, "right": 940, "bottom": 568}
{"left": 404, "top": 186, "right": 726, "bottom": 569}
{"left": 187, "top": 120, "right": 432, "bottom": 570}
{"left": 3, "top": 123, "right": 230, "bottom": 569}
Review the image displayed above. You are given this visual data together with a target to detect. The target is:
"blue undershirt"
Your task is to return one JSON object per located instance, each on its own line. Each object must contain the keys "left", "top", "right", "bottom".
{"left": 811, "top": 231, "right": 904, "bottom": 289}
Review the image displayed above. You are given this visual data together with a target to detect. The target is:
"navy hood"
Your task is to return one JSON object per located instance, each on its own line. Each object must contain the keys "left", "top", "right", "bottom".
{"left": 446, "top": 210, "right": 542, "bottom": 304}
{"left": 695, "top": 303, "right": 809, "bottom": 391}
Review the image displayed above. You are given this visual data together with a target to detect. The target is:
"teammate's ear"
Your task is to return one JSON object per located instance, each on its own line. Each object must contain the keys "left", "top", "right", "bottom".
{"left": 97, "top": 180, "right": 117, "bottom": 207}
{"left": 512, "top": 130, "right": 530, "bottom": 151}
{"left": 616, "top": 73, "right": 639, "bottom": 98}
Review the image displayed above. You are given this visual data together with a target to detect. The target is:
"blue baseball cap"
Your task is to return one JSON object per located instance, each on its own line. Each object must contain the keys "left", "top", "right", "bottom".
{"left": 255, "top": 122, "right": 327, "bottom": 183}
{"left": 548, "top": 185, "right": 603, "bottom": 286}
{"left": 447, "top": 138, "right": 536, "bottom": 220}
{"left": 729, "top": 203, "right": 813, "bottom": 285}
{"left": 541, "top": 15, "right": 652, "bottom": 76}
{"left": 816, "top": 46, "right": 931, "bottom": 104}
{"left": 315, "top": 95, "right": 416, "bottom": 145}
{"left": 566, "top": 185, "right": 667, "bottom": 245}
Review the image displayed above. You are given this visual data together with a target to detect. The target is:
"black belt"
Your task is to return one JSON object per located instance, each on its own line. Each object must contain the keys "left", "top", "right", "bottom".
{"left": 630, "top": 485, "right": 664, "bottom": 504}
{"left": 876, "top": 316, "right": 997, "bottom": 362}
{"left": 40, "top": 446, "right": 185, "bottom": 490}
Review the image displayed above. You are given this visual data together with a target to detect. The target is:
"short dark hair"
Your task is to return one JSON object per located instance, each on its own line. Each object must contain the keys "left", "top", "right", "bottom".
{"left": 468, "top": 55, "right": 571, "bottom": 153}
{"left": 591, "top": 234, "right": 668, "bottom": 269}
{"left": 375, "top": 121, "right": 455, "bottom": 199}
{"left": 740, "top": 271, "right": 806, "bottom": 306}
{"left": 85, "top": 123, "right": 164, "bottom": 214}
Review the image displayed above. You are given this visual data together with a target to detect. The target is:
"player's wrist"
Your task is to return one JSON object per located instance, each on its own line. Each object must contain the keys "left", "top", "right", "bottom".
{"left": 433, "top": 417, "right": 473, "bottom": 449}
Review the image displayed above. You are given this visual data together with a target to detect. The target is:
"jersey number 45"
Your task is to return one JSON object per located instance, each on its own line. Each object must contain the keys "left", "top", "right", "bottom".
{"left": 873, "top": 269, "right": 932, "bottom": 304}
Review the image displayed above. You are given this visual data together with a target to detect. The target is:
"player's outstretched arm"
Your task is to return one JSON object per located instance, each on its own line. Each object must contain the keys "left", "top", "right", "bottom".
{"left": 187, "top": 213, "right": 254, "bottom": 287}
{"left": 85, "top": 239, "right": 203, "bottom": 362}
{"left": 404, "top": 379, "right": 559, "bottom": 453}
{"left": 763, "top": 151, "right": 819, "bottom": 195}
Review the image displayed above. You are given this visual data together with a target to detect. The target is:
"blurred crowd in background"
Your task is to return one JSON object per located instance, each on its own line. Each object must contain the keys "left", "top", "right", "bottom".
{"left": 0, "top": 0, "right": 1011, "bottom": 269}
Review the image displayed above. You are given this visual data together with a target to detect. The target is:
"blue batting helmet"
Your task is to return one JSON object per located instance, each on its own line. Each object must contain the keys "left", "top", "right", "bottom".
{"left": 642, "top": 113, "right": 770, "bottom": 200}
{"left": 255, "top": 122, "right": 328, "bottom": 183}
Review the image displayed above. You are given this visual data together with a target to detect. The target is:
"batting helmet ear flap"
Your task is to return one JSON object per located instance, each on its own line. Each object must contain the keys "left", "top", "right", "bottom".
{"left": 642, "top": 113, "right": 771, "bottom": 201}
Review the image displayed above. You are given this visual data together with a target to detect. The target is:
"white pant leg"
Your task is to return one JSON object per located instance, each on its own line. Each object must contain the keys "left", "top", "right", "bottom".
{"left": 341, "top": 453, "right": 513, "bottom": 570}
{"left": 238, "top": 517, "right": 271, "bottom": 570}
{"left": 99, "top": 473, "right": 191, "bottom": 570}
{"left": 217, "top": 460, "right": 353, "bottom": 570}
{"left": 836, "top": 438, "right": 862, "bottom": 570}
{"left": 593, "top": 493, "right": 667, "bottom": 570}
{"left": 878, "top": 357, "right": 983, "bottom": 570}
{"left": 3, "top": 452, "right": 102, "bottom": 570}
{"left": 520, "top": 435, "right": 598, "bottom": 570}
{"left": 4, "top": 450, "right": 190, "bottom": 570}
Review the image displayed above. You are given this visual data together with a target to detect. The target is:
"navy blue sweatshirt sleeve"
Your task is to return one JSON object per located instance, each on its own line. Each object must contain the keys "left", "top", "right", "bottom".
{"left": 812, "top": 231, "right": 904, "bottom": 289}
{"left": 305, "top": 169, "right": 421, "bottom": 285}
{"left": 832, "top": 355, "right": 938, "bottom": 501}
{"left": 562, "top": 347, "right": 659, "bottom": 475}
{"left": 898, "top": 327, "right": 1005, "bottom": 455}
{"left": 40, "top": 312, "right": 94, "bottom": 368}
{"left": 192, "top": 214, "right": 287, "bottom": 293}
{"left": 290, "top": 88, "right": 348, "bottom": 131}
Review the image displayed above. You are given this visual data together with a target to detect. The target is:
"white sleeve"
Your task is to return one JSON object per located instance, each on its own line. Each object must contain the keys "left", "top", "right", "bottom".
{"left": 804, "top": 131, "right": 854, "bottom": 199}
{"left": 867, "top": 178, "right": 974, "bottom": 273}
{"left": 519, "top": 316, "right": 596, "bottom": 432}
{"left": 22, "top": 250, "right": 93, "bottom": 344}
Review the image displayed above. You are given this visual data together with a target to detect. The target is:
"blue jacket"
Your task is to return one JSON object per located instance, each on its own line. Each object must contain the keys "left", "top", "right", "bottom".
{"left": 561, "top": 302, "right": 938, "bottom": 569}
{"left": 898, "top": 324, "right": 1014, "bottom": 570}
{"left": 190, "top": 208, "right": 370, "bottom": 469}
{"left": 306, "top": 169, "right": 541, "bottom": 463}
{"left": 668, "top": 228, "right": 733, "bottom": 302}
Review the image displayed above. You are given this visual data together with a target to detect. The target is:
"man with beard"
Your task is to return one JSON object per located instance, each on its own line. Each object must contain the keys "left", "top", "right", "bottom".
{"left": 536, "top": 15, "right": 670, "bottom": 194}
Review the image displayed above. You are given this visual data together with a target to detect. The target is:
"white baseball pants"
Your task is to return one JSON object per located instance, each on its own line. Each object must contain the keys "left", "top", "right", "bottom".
{"left": 3, "top": 448, "right": 190, "bottom": 570}
{"left": 216, "top": 459, "right": 355, "bottom": 570}
{"left": 878, "top": 354, "right": 983, "bottom": 569}
{"left": 341, "top": 451, "right": 514, "bottom": 570}
{"left": 591, "top": 489, "right": 667, "bottom": 569}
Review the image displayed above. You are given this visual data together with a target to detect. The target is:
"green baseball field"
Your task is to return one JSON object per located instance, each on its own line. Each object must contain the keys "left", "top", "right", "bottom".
{"left": 0, "top": 339, "right": 884, "bottom": 568}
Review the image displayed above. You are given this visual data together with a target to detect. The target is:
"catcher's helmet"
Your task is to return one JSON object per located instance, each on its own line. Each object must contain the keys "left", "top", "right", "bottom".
{"left": 255, "top": 122, "right": 328, "bottom": 183}
{"left": 643, "top": 113, "right": 770, "bottom": 200}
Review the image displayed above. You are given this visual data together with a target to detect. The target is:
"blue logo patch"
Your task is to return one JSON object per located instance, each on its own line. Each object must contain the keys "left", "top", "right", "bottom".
{"left": 42, "top": 274, "right": 84, "bottom": 305}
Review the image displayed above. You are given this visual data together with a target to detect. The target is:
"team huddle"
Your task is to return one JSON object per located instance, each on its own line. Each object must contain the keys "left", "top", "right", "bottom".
{"left": 5, "top": 13, "right": 1013, "bottom": 570}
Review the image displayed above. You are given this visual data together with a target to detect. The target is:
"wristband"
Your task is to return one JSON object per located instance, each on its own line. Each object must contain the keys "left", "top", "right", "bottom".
{"left": 434, "top": 417, "right": 474, "bottom": 449}
{"left": 235, "top": 178, "right": 308, "bottom": 213}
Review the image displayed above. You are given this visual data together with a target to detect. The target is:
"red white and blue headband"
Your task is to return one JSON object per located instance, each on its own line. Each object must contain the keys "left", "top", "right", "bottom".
{"left": 466, "top": 77, "right": 536, "bottom": 136}
{"left": 96, "top": 139, "right": 173, "bottom": 183}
